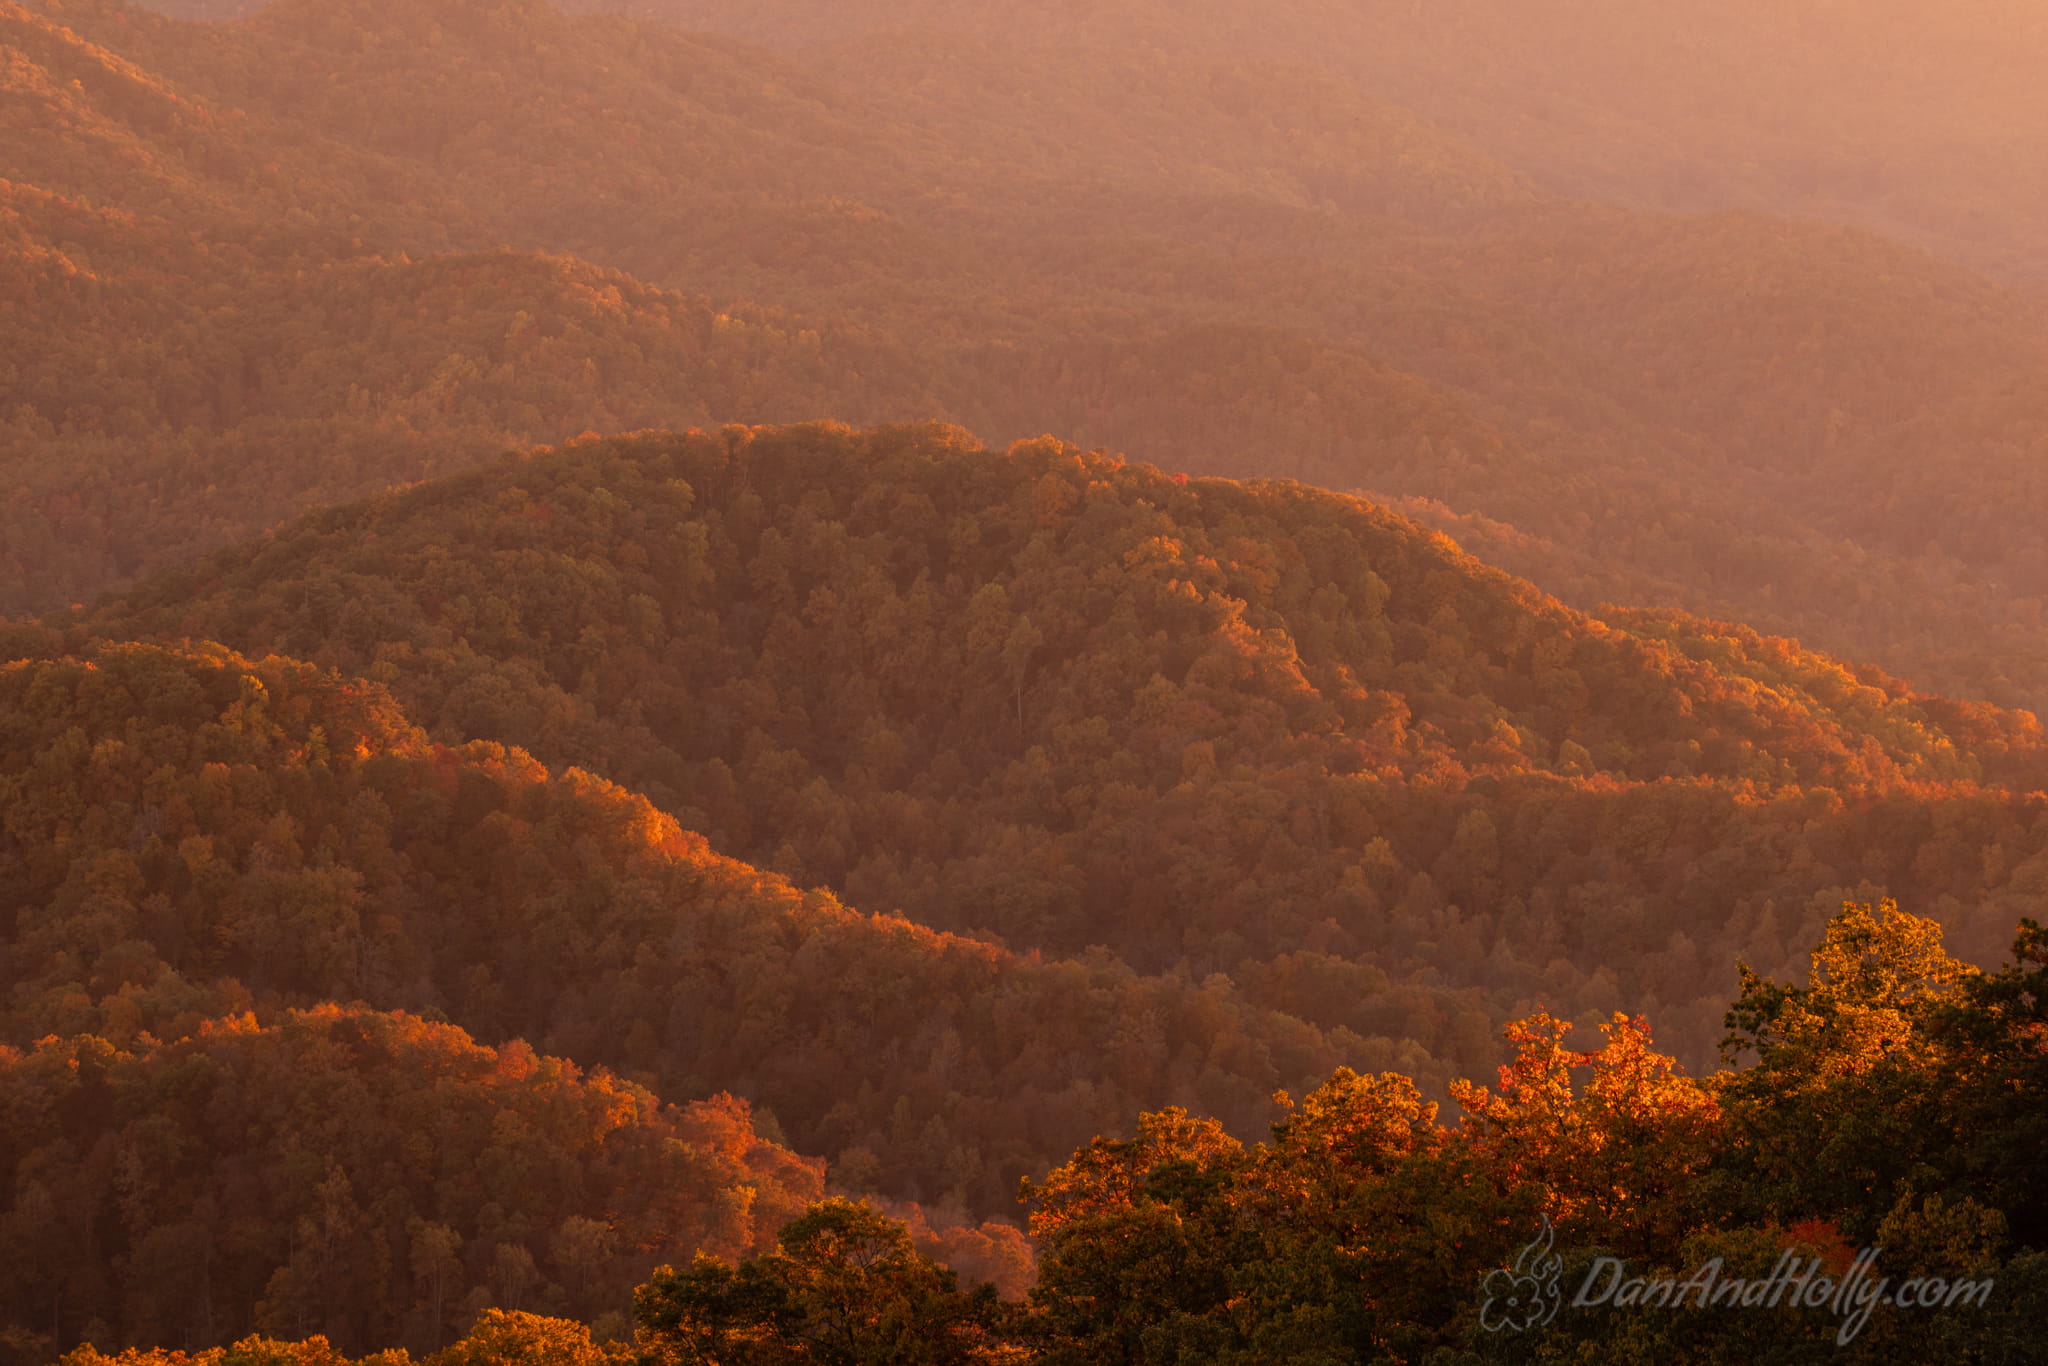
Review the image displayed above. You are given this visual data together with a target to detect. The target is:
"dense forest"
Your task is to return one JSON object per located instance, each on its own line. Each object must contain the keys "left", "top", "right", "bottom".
{"left": 8, "top": 0, "right": 2048, "bottom": 711}
{"left": 10, "top": 424, "right": 2048, "bottom": 1358}
{"left": 10, "top": 0, "right": 2048, "bottom": 1359}
{"left": 0, "top": 637, "right": 1365, "bottom": 1224}
{"left": 57, "top": 424, "right": 2048, "bottom": 1066}
{"left": 23, "top": 903, "right": 2048, "bottom": 1361}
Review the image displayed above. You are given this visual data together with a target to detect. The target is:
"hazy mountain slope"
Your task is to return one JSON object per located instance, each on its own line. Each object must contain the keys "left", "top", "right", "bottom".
{"left": 15, "top": 0, "right": 2048, "bottom": 715}
{"left": 947, "top": 319, "right": 2048, "bottom": 702}
{"left": 0, "top": 1008, "right": 825, "bottom": 1354}
{"left": 0, "top": 260, "right": 950, "bottom": 616}
{"left": 1, "top": 0, "right": 245, "bottom": 219}
{"left": 2, "top": 0, "right": 477, "bottom": 241}
{"left": 109, "top": 0, "right": 2048, "bottom": 280}
{"left": 90, "top": 0, "right": 1535, "bottom": 319}
{"left": 0, "top": 160, "right": 953, "bottom": 614}
{"left": 67, "top": 425, "right": 2048, "bottom": 1084}
{"left": 0, "top": 638, "right": 1369, "bottom": 1213}
{"left": 736, "top": 28, "right": 1538, "bottom": 226}
{"left": 17, "top": 2, "right": 2048, "bottom": 1360}
{"left": 109, "top": 0, "right": 1535, "bottom": 235}
{"left": 1320, "top": 0, "right": 2048, "bottom": 282}
{"left": 593, "top": 0, "right": 2048, "bottom": 281}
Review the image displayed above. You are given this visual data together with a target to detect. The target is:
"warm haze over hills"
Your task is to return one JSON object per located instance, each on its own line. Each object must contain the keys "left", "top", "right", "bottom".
{"left": 7, "top": 0, "right": 2048, "bottom": 1360}
{"left": 557, "top": 0, "right": 2048, "bottom": 281}
{"left": 11, "top": 0, "right": 2048, "bottom": 710}
{"left": 11, "top": 424, "right": 2048, "bottom": 1359}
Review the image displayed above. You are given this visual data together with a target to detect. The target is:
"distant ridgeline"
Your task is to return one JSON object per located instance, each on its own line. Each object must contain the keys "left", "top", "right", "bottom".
{"left": 8, "top": 0, "right": 2048, "bottom": 1355}
{"left": 5, "top": 423, "right": 2048, "bottom": 1356}
{"left": 11, "top": 0, "right": 2048, "bottom": 711}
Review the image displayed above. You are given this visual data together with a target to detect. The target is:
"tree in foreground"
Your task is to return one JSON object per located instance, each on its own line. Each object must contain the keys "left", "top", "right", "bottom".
{"left": 633, "top": 1200, "right": 1021, "bottom": 1365}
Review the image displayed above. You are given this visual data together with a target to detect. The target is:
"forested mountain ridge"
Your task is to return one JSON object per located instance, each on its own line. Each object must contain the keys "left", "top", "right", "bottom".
{"left": 13, "top": 0, "right": 2048, "bottom": 1359}
{"left": 43, "top": 423, "right": 2048, "bottom": 1132}
{"left": 13, "top": 0, "right": 2048, "bottom": 713}
{"left": 1, "top": 220, "right": 949, "bottom": 611}
{"left": 0, "top": 1007, "right": 831, "bottom": 1354}
{"left": 0, "top": 0, "right": 476, "bottom": 241}
{"left": 20, "top": 429, "right": 2048, "bottom": 1356}
{"left": 72, "top": 424, "right": 2048, "bottom": 796}
{"left": 2, "top": 0, "right": 1531, "bottom": 611}
{"left": 0, "top": 638, "right": 1378, "bottom": 1222}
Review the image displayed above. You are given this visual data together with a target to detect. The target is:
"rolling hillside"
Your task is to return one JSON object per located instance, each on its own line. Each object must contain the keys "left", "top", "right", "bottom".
{"left": 11, "top": 0, "right": 2048, "bottom": 713}
{"left": 11, "top": 0, "right": 2048, "bottom": 1360}
{"left": 54, "top": 425, "right": 2048, "bottom": 1106}
{"left": 0, "top": 637, "right": 1373, "bottom": 1220}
